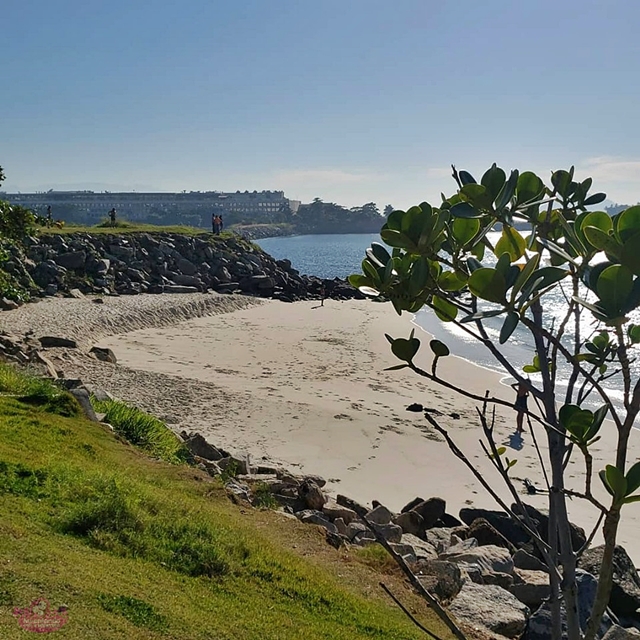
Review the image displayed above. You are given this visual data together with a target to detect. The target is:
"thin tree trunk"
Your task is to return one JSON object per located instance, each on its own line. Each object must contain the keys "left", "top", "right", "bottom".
{"left": 583, "top": 508, "right": 620, "bottom": 640}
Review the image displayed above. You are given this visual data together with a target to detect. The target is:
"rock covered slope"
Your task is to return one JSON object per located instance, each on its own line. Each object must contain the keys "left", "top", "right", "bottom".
{"left": 0, "top": 231, "right": 363, "bottom": 306}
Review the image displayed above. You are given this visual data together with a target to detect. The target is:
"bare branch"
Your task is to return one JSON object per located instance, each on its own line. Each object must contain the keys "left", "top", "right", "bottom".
{"left": 380, "top": 583, "right": 446, "bottom": 640}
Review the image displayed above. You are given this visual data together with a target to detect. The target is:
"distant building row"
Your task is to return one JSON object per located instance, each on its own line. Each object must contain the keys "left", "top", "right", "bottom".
{"left": 0, "top": 190, "right": 301, "bottom": 221}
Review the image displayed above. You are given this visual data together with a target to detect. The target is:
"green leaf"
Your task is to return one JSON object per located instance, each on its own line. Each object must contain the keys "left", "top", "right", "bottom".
{"left": 380, "top": 228, "right": 416, "bottom": 250}
{"left": 368, "top": 242, "right": 391, "bottom": 266}
{"left": 538, "top": 238, "right": 580, "bottom": 265}
{"left": 534, "top": 266, "right": 569, "bottom": 289}
{"left": 523, "top": 364, "right": 540, "bottom": 373}
{"left": 452, "top": 217, "right": 480, "bottom": 245}
{"left": 362, "top": 258, "right": 382, "bottom": 285}
{"left": 409, "top": 257, "right": 430, "bottom": 295}
{"left": 450, "top": 201, "right": 483, "bottom": 219}
{"left": 597, "top": 265, "right": 634, "bottom": 316}
{"left": 481, "top": 164, "right": 507, "bottom": 202}
{"left": 585, "top": 405, "right": 608, "bottom": 442}
{"left": 516, "top": 171, "right": 544, "bottom": 205}
{"left": 604, "top": 464, "right": 628, "bottom": 501}
{"left": 629, "top": 325, "right": 640, "bottom": 344}
{"left": 429, "top": 339, "right": 450, "bottom": 357}
{"left": 499, "top": 311, "right": 519, "bottom": 344}
{"left": 495, "top": 226, "right": 526, "bottom": 262}
{"left": 617, "top": 205, "right": 640, "bottom": 242}
{"left": 432, "top": 295, "right": 458, "bottom": 322}
{"left": 459, "top": 170, "right": 476, "bottom": 185}
{"left": 583, "top": 226, "right": 622, "bottom": 259}
{"left": 559, "top": 404, "right": 594, "bottom": 441}
{"left": 621, "top": 232, "right": 640, "bottom": 276}
{"left": 460, "top": 308, "right": 505, "bottom": 323}
{"left": 438, "top": 271, "right": 467, "bottom": 291}
{"left": 552, "top": 169, "right": 573, "bottom": 197}
{"left": 348, "top": 274, "right": 371, "bottom": 289}
{"left": 623, "top": 495, "right": 640, "bottom": 504}
{"left": 468, "top": 268, "right": 507, "bottom": 303}
{"left": 625, "top": 461, "right": 640, "bottom": 496}
{"left": 461, "top": 184, "right": 493, "bottom": 210}
{"left": 495, "top": 170, "right": 519, "bottom": 210}
{"left": 511, "top": 254, "right": 540, "bottom": 298}
{"left": 583, "top": 192, "right": 606, "bottom": 207}
{"left": 390, "top": 336, "right": 421, "bottom": 363}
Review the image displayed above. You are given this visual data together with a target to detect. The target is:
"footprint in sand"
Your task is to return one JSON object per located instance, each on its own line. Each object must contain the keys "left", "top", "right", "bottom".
{"left": 334, "top": 414, "right": 353, "bottom": 421}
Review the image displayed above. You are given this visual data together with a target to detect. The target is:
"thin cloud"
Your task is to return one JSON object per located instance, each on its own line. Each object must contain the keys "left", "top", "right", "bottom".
{"left": 274, "top": 169, "right": 379, "bottom": 185}
{"left": 581, "top": 157, "right": 640, "bottom": 183}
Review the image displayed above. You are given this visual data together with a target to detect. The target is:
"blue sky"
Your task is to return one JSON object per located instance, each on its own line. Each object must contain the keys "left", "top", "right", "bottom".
{"left": 2, "top": 0, "right": 639, "bottom": 208}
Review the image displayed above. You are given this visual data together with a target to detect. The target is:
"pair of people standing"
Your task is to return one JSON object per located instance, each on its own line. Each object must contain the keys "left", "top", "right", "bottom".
{"left": 212, "top": 214, "right": 224, "bottom": 235}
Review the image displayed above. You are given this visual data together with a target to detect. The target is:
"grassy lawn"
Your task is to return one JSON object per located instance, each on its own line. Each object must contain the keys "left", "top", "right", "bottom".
{"left": 39, "top": 220, "right": 212, "bottom": 236}
{"left": 0, "top": 364, "right": 452, "bottom": 639}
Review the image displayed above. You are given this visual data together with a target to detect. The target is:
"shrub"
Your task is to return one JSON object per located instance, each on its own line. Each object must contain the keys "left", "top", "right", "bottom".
{"left": 92, "top": 399, "right": 190, "bottom": 464}
{"left": 0, "top": 200, "right": 36, "bottom": 240}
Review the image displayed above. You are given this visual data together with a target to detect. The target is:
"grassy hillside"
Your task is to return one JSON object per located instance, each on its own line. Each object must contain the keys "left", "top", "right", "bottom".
{"left": 40, "top": 220, "right": 210, "bottom": 236}
{"left": 0, "top": 364, "right": 450, "bottom": 639}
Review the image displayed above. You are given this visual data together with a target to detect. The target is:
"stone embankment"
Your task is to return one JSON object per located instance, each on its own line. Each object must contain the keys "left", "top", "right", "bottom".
{"left": 181, "top": 428, "right": 640, "bottom": 640}
{"left": 0, "top": 231, "right": 362, "bottom": 308}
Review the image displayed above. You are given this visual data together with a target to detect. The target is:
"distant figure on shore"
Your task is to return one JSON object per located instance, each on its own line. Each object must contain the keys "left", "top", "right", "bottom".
{"left": 511, "top": 380, "right": 530, "bottom": 433}
{"left": 212, "top": 214, "right": 221, "bottom": 235}
{"left": 108, "top": 208, "right": 117, "bottom": 226}
{"left": 320, "top": 285, "right": 326, "bottom": 307}
{"left": 219, "top": 215, "right": 224, "bottom": 232}
{"left": 46, "top": 205, "right": 52, "bottom": 225}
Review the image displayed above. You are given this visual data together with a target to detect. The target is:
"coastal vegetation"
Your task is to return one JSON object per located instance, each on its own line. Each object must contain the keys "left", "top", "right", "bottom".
{"left": 0, "top": 362, "right": 446, "bottom": 639}
{"left": 355, "top": 164, "right": 640, "bottom": 640}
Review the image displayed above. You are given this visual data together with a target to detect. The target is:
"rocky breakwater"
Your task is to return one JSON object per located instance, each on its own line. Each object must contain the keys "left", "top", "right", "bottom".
{"left": 183, "top": 427, "right": 640, "bottom": 640}
{"left": 1, "top": 232, "right": 363, "bottom": 305}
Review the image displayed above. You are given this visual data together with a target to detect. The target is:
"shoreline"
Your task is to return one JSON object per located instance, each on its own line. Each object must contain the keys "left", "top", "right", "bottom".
{"left": 2, "top": 294, "right": 640, "bottom": 563}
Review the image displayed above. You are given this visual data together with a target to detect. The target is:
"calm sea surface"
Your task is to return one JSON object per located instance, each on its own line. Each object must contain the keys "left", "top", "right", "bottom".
{"left": 257, "top": 233, "right": 637, "bottom": 414}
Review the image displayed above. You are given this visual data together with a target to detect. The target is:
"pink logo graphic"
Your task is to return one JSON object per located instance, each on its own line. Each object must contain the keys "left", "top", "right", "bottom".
{"left": 13, "top": 598, "right": 69, "bottom": 633}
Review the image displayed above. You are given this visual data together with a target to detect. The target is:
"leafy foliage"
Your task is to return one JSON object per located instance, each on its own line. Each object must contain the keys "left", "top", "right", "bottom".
{"left": 0, "top": 200, "right": 36, "bottom": 240}
{"left": 356, "top": 163, "right": 640, "bottom": 640}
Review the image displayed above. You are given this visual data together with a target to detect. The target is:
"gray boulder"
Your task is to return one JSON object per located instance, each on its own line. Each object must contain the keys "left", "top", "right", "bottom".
{"left": 297, "top": 509, "right": 338, "bottom": 534}
{"left": 450, "top": 582, "right": 529, "bottom": 638}
{"left": 69, "top": 388, "right": 98, "bottom": 422}
{"left": 460, "top": 507, "right": 531, "bottom": 547}
{"left": 524, "top": 570, "right": 613, "bottom": 640}
{"left": 513, "top": 548, "right": 549, "bottom": 572}
{"left": 418, "top": 560, "right": 465, "bottom": 600}
{"left": 510, "top": 569, "right": 550, "bottom": 608}
{"left": 467, "top": 517, "right": 516, "bottom": 552}
{"left": 182, "top": 433, "right": 224, "bottom": 461}
{"left": 322, "top": 499, "right": 358, "bottom": 525}
{"left": 400, "top": 534, "right": 438, "bottom": 560}
{"left": 298, "top": 479, "right": 326, "bottom": 511}
{"left": 366, "top": 504, "right": 393, "bottom": 525}
{"left": 579, "top": 545, "right": 640, "bottom": 616}
{"left": 39, "top": 336, "right": 78, "bottom": 348}
{"left": 411, "top": 497, "right": 445, "bottom": 529}
{"left": 55, "top": 250, "right": 86, "bottom": 270}
{"left": 90, "top": 346, "right": 117, "bottom": 364}
{"left": 393, "top": 510, "right": 424, "bottom": 536}
{"left": 602, "top": 626, "right": 640, "bottom": 640}
{"left": 441, "top": 544, "right": 514, "bottom": 577}
{"left": 370, "top": 522, "right": 402, "bottom": 544}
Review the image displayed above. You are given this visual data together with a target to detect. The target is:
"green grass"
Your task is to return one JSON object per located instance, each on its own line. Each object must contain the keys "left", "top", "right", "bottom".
{"left": 0, "top": 365, "right": 452, "bottom": 640}
{"left": 92, "top": 398, "right": 191, "bottom": 464}
{"left": 40, "top": 219, "right": 223, "bottom": 236}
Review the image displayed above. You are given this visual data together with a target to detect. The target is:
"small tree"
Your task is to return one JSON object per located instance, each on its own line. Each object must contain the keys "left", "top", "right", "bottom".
{"left": 351, "top": 164, "right": 640, "bottom": 640}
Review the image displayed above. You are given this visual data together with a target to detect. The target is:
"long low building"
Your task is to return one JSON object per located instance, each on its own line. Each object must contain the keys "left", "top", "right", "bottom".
{"left": 0, "top": 190, "right": 301, "bottom": 224}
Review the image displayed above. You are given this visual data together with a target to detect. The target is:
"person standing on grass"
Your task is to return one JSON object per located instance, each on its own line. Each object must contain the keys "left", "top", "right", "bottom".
{"left": 511, "top": 380, "right": 530, "bottom": 433}
{"left": 108, "top": 208, "right": 117, "bottom": 226}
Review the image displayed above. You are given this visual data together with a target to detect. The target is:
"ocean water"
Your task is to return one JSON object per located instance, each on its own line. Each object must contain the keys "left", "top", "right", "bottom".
{"left": 256, "top": 232, "right": 637, "bottom": 415}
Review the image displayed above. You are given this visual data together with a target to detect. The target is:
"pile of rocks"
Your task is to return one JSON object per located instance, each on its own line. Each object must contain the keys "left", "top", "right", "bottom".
{"left": 0, "top": 232, "right": 362, "bottom": 304}
{"left": 183, "top": 429, "right": 640, "bottom": 640}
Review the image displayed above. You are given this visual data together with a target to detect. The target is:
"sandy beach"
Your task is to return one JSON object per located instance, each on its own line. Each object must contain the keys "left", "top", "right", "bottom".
{"left": 3, "top": 293, "right": 640, "bottom": 562}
